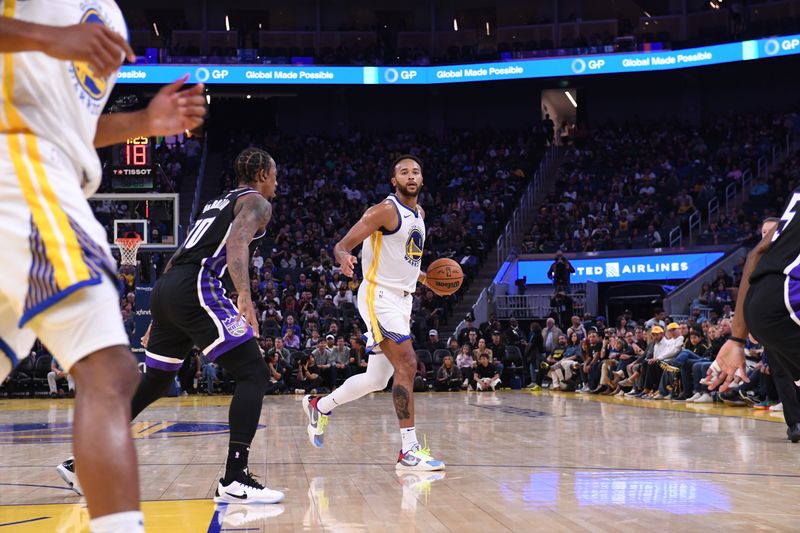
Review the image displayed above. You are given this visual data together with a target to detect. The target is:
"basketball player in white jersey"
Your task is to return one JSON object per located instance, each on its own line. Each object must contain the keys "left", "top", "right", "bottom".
{"left": 0, "top": 3, "right": 205, "bottom": 531}
{"left": 302, "top": 154, "right": 445, "bottom": 471}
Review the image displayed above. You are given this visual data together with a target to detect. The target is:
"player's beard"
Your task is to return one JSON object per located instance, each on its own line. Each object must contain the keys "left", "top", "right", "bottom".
{"left": 396, "top": 182, "right": 419, "bottom": 198}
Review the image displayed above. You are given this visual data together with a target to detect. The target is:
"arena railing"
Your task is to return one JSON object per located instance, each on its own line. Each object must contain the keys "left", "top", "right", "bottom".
{"left": 494, "top": 293, "right": 586, "bottom": 320}
{"left": 671, "top": 129, "right": 796, "bottom": 246}
{"left": 495, "top": 144, "right": 558, "bottom": 270}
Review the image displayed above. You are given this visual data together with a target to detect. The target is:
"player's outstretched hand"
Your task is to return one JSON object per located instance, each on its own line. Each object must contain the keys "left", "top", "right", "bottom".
{"left": 145, "top": 75, "right": 207, "bottom": 136}
{"left": 236, "top": 293, "right": 260, "bottom": 339}
{"left": 41, "top": 23, "right": 135, "bottom": 78}
{"left": 338, "top": 253, "right": 358, "bottom": 278}
{"left": 707, "top": 339, "right": 749, "bottom": 392}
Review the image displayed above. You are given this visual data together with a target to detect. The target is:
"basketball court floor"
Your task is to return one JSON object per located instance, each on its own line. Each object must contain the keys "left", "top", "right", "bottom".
{"left": 0, "top": 391, "right": 798, "bottom": 532}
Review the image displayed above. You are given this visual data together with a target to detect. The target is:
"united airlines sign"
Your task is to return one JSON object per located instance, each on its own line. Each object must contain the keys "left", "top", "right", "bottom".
{"left": 516, "top": 252, "right": 725, "bottom": 284}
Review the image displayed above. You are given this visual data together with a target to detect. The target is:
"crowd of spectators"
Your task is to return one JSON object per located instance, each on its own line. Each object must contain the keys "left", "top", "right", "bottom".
{"left": 520, "top": 113, "right": 799, "bottom": 255}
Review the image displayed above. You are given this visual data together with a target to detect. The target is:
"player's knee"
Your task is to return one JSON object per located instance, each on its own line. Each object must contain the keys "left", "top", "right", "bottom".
{"left": 71, "top": 345, "right": 140, "bottom": 400}
{"left": 393, "top": 351, "right": 417, "bottom": 377}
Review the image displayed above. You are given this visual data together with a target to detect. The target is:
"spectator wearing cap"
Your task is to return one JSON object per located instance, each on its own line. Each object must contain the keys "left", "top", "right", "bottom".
{"left": 325, "top": 333, "right": 336, "bottom": 351}
{"left": 457, "top": 314, "right": 481, "bottom": 346}
{"left": 652, "top": 322, "right": 687, "bottom": 398}
{"left": 643, "top": 324, "right": 683, "bottom": 399}
{"left": 423, "top": 329, "right": 447, "bottom": 353}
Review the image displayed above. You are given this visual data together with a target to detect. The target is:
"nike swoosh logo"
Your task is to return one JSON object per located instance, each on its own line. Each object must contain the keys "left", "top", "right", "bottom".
{"left": 226, "top": 492, "right": 248, "bottom": 500}
{"left": 403, "top": 214, "right": 412, "bottom": 218}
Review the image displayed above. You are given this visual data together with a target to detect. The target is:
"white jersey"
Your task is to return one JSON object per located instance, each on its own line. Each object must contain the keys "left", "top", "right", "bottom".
{"left": 361, "top": 194, "right": 425, "bottom": 294}
{"left": 0, "top": 0, "right": 127, "bottom": 195}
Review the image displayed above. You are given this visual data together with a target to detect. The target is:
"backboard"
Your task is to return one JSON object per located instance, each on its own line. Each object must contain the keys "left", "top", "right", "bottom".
{"left": 89, "top": 193, "right": 180, "bottom": 251}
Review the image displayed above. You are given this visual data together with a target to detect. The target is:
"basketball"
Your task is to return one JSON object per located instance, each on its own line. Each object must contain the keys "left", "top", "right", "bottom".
{"left": 426, "top": 258, "right": 464, "bottom": 296}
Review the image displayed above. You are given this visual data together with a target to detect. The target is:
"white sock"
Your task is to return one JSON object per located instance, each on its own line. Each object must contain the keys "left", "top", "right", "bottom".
{"left": 400, "top": 427, "right": 419, "bottom": 453}
{"left": 90, "top": 511, "right": 144, "bottom": 533}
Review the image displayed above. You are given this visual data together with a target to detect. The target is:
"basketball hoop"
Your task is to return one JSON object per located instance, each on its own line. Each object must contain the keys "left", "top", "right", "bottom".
{"left": 115, "top": 234, "right": 142, "bottom": 266}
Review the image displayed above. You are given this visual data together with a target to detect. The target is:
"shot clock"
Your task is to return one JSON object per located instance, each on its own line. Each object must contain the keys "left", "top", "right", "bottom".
{"left": 111, "top": 136, "right": 155, "bottom": 189}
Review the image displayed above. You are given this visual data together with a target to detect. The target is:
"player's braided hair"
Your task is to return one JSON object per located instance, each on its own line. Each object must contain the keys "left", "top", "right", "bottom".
{"left": 235, "top": 147, "right": 274, "bottom": 183}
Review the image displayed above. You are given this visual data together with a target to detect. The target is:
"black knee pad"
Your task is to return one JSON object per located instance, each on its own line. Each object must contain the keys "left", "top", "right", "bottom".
{"left": 216, "top": 339, "right": 269, "bottom": 386}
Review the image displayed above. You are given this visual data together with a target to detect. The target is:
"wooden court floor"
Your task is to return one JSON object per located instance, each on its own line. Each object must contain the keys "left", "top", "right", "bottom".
{"left": 0, "top": 390, "right": 799, "bottom": 532}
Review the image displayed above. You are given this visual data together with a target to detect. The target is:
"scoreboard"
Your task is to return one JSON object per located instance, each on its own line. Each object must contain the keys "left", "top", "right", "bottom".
{"left": 111, "top": 137, "right": 154, "bottom": 189}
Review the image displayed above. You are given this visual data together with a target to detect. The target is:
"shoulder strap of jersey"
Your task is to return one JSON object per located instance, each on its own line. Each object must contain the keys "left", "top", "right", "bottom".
{"left": 381, "top": 196, "right": 401, "bottom": 235}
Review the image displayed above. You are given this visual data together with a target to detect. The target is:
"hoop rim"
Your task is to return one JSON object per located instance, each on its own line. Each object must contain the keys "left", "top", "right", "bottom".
{"left": 115, "top": 234, "right": 143, "bottom": 250}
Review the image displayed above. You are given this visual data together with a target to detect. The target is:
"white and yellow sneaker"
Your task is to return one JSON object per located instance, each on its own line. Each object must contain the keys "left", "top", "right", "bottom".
{"left": 302, "top": 395, "right": 329, "bottom": 448}
{"left": 396, "top": 445, "right": 445, "bottom": 471}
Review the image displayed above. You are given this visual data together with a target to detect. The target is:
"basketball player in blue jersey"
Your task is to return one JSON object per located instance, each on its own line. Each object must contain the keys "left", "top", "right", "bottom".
{"left": 1, "top": 4, "right": 205, "bottom": 531}
{"left": 302, "top": 154, "right": 446, "bottom": 471}
{"left": 58, "top": 148, "right": 285, "bottom": 504}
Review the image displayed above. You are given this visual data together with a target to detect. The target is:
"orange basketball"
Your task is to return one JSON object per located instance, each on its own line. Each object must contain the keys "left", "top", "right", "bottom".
{"left": 426, "top": 258, "right": 464, "bottom": 296}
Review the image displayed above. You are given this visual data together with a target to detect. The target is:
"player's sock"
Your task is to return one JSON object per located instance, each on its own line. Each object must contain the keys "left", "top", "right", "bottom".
{"left": 224, "top": 441, "right": 250, "bottom": 483}
{"left": 400, "top": 427, "right": 419, "bottom": 454}
{"left": 130, "top": 367, "right": 177, "bottom": 419}
{"left": 89, "top": 511, "right": 144, "bottom": 533}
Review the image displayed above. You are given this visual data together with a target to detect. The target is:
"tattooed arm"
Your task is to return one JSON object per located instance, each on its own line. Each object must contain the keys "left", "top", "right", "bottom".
{"left": 228, "top": 194, "right": 273, "bottom": 338}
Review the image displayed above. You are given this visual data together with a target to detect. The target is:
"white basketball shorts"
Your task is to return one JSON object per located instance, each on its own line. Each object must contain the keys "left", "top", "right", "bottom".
{"left": 0, "top": 133, "right": 129, "bottom": 380}
{"left": 357, "top": 281, "right": 413, "bottom": 351}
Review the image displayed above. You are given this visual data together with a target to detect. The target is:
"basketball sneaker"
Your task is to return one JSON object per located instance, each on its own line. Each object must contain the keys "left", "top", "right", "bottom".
{"left": 56, "top": 457, "right": 83, "bottom": 496}
{"left": 396, "top": 444, "right": 446, "bottom": 471}
{"left": 302, "top": 395, "right": 329, "bottom": 448}
{"left": 214, "top": 468, "right": 284, "bottom": 504}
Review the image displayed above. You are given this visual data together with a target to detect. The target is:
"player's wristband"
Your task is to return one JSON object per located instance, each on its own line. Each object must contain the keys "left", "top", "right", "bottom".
{"left": 728, "top": 336, "right": 747, "bottom": 345}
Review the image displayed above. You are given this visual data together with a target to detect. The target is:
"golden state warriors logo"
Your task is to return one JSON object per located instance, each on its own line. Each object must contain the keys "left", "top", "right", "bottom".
{"left": 405, "top": 227, "right": 424, "bottom": 266}
{"left": 72, "top": 9, "right": 109, "bottom": 101}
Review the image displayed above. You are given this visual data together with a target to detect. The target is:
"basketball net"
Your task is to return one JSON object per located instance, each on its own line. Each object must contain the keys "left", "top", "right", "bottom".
{"left": 115, "top": 236, "right": 142, "bottom": 267}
